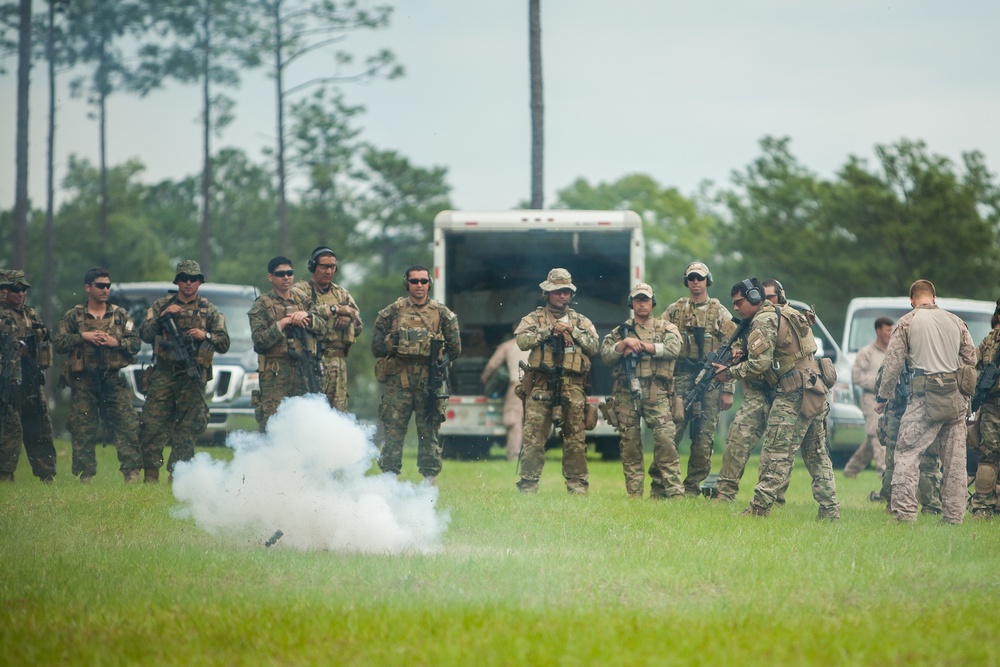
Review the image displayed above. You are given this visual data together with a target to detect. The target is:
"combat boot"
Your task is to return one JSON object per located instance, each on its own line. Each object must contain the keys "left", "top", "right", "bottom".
{"left": 144, "top": 468, "right": 160, "bottom": 484}
{"left": 741, "top": 504, "right": 769, "bottom": 518}
{"left": 0, "top": 471, "right": 14, "bottom": 483}
{"left": 124, "top": 469, "right": 141, "bottom": 484}
{"left": 79, "top": 475, "right": 94, "bottom": 484}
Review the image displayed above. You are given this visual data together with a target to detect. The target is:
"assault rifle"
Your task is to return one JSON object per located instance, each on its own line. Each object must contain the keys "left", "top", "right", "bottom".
{"left": 896, "top": 360, "right": 912, "bottom": 407}
{"left": 89, "top": 346, "right": 114, "bottom": 444}
{"left": 683, "top": 316, "right": 751, "bottom": 414}
{"left": 287, "top": 325, "right": 323, "bottom": 394}
{"left": 537, "top": 333, "right": 566, "bottom": 428}
{"left": 425, "top": 338, "right": 451, "bottom": 424}
{"left": 158, "top": 315, "right": 202, "bottom": 383}
{"left": 972, "top": 343, "right": 1000, "bottom": 413}
{"left": 619, "top": 322, "right": 650, "bottom": 415}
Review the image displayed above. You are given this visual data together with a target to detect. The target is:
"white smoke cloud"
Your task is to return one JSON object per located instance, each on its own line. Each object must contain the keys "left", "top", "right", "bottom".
{"left": 171, "top": 394, "right": 450, "bottom": 554}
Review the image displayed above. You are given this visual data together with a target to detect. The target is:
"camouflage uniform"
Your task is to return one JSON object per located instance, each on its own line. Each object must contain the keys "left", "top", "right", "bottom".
{"left": 291, "top": 278, "right": 362, "bottom": 412}
{"left": 372, "top": 296, "right": 461, "bottom": 479}
{"left": 877, "top": 302, "right": 976, "bottom": 524}
{"left": 845, "top": 340, "right": 887, "bottom": 477}
{"left": 728, "top": 300, "right": 839, "bottom": 519}
{"left": 0, "top": 271, "right": 56, "bottom": 482}
{"left": 248, "top": 290, "right": 327, "bottom": 431}
{"left": 54, "top": 303, "right": 142, "bottom": 480}
{"left": 874, "top": 365, "right": 943, "bottom": 512}
{"left": 971, "top": 327, "right": 1000, "bottom": 517}
{"left": 715, "top": 382, "right": 773, "bottom": 502}
{"left": 0, "top": 301, "right": 23, "bottom": 482}
{"left": 664, "top": 296, "right": 736, "bottom": 495}
{"left": 137, "top": 287, "right": 230, "bottom": 476}
{"left": 600, "top": 311, "right": 682, "bottom": 498}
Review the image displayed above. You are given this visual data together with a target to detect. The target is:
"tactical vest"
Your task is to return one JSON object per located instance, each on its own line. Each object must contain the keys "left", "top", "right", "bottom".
{"left": 763, "top": 305, "right": 818, "bottom": 386}
{"left": 611, "top": 319, "right": 677, "bottom": 380}
{"left": 670, "top": 297, "right": 728, "bottom": 360}
{"left": 298, "top": 281, "right": 356, "bottom": 350}
{"left": 981, "top": 329, "right": 1000, "bottom": 397}
{"left": 153, "top": 297, "right": 212, "bottom": 368}
{"left": 6, "top": 305, "right": 54, "bottom": 370}
{"left": 68, "top": 305, "right": 134, "bottom": 372}
{"left": 392, "top": 297, "right": 443, "bottom": 362}
{"left": 526, "top": 307, "right": 591, "bottom": 376}
{"left": 256, "top": 294, "right": 318, "bottom": 360}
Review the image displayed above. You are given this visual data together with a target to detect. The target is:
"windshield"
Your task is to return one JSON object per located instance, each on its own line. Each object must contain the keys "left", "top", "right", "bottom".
{"left": 848, "top": 307, "right": 993, "bottom": 353}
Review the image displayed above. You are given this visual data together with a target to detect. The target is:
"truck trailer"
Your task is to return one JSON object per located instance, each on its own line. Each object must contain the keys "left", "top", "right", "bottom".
{"left": 433, "top": 209, "right": 645, "bottom": 460}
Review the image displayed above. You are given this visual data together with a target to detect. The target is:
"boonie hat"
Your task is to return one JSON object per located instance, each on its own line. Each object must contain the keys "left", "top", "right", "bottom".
{"left": 539, "top": 268, "right": 576, "bottom": 293}
{"left": 685, "top": 261, "right": 710, "bottom": 278}
{"left": 629, "top": 283, "right": 654, "bottom": 299}
{"left": 173, "top": 259, "right": 205, "bottom": 284}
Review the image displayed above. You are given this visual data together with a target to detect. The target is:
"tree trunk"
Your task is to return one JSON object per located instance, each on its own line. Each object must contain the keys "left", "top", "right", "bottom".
{"left": 274, "top": 0, "right": 290, "bottom": 256}
{"left": 13, "top": 0, "right": 32, "bottom": 269}
{"left": 200, "top": 1, "right": 212, "bottom": 275}
{"left": 528, "top": 0, "right": 544, "bottom": 210}
{"left": 44, "top": 0, "right": 56, "bottom": 330}
{"left": 98, "top": 34, "right": 110, "bottom": 267}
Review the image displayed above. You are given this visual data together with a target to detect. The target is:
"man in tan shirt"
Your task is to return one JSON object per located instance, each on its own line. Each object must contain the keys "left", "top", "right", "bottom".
{"left": 481, "top": 337, "right": 530, "bottom": 461}
{"left": 844, "top": 316, "right": 893, "bottom": 478}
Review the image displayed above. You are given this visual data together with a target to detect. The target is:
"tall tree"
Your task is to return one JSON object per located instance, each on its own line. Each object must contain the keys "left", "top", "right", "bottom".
{"left": 11, "top": 0, "right": 31, "bottom": 269}
{"left": 528, "top": 0, "right": 543, "bottom": 209}
{"left": 145, "top": 0, "right": 262, "bottom": 277}
{"left": 252, "top": 0, "right": 401, "bottom": 255}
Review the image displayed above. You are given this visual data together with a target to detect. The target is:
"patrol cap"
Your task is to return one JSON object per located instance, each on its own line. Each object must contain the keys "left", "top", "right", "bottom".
{"left": 629, "top": 283, "right": 654, "bottom": 299}
{"left": 6, "top": 269, "right": 29, "bottom": 288}
{"left": 685, "top": 261, "right": 710, "bottom": 278}
{"left": 539, "top": 268, "right": 576, "bottom": 293}
{"left": 173, "top": 259, "right": 205, "bottom": 284}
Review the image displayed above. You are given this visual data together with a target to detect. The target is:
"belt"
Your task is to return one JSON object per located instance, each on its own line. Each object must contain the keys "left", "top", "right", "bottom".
{"left": 323, "top": 349, "right": 346, "bottom": 358}
{"left": 912, "top": 369, "right": 925, "bottom": 377}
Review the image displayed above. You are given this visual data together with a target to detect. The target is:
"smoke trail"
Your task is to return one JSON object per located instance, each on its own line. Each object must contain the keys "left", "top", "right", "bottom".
{"left": 171, "top": 395, "right": 449, "bottom": 554}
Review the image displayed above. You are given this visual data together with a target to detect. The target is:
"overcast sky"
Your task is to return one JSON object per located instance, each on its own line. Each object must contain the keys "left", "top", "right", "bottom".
{"left": 2, "top": 0, "right": 999, "bottom": 211}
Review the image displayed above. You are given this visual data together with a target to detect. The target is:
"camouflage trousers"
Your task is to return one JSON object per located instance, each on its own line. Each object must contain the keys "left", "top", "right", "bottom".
{"left": 67, "top": 373, "right": 141, "bottom": 478}
{"left": 518, "top": 377, "right": 588, "bottom": 494}
{"left": 378, "top": 368, "right": 445, "bottom": 478}
{"left": 0, "top": 385, "right": 56, "bottom": 480}
{"left": 891, "top": 395, "right": 966, "bottom": 523}
{"left": 255, "top": 357, "right": 311, "bottom": 431}
{"left": 610, "top": 380, "right": 680, "bottom": 498}
{"left": 970, "top": 400, "right": 1000, "bottom": 515}
{"left": 750, "top": 388, "right": 839, "bottom": 519}
{"left": 877, "top": 404, "right": 942, "bottom": 511}
{"left": 716, "top": 386, "right": 787, "bottom": 503}
{"left": 138, "top": 365, "right": 209, "bottom": 473}
{"left": 674, "top": 370, "right": 724, "bottom": 495}
{"left": 321, "top": 352, "right": 349, "bottom": 413}
{"left": 844, "top": 392, "right": 886, "bottom": 477}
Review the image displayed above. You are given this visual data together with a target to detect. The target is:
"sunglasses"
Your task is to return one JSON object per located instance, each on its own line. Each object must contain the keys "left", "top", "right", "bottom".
{"left": 176, "top": 274, "right": 202, "bottom": 283}
{"left": 408, "top": 278, "right": 430, "bottom": 285}
{"left": 316, "top": 263, "right": 338, "bottom": 271}
{"left": 271, "top": 270, "right": 294, "bottom": 278}
{"left": 732, "top": 297, "right": 746, "bottom": 307}
{"left": 91, "top": 282, "right": 112, "bottom": 290}
{"left": 686, "top": 274, "right": 707, "bottom": 282}
{"left": 7, "top": 285, "right": 27, "bottom": 293}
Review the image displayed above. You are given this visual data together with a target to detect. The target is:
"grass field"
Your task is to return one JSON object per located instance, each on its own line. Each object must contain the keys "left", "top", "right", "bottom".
{"left": 1, "top": 436, "right": 998, "bottom": 666}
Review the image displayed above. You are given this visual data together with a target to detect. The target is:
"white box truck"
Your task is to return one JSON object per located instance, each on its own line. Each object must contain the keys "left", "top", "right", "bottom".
{"left": 433, "top": 209, "right": 645, "bottom": 460}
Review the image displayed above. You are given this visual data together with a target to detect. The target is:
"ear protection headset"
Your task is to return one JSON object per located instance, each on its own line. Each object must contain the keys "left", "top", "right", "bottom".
{"left": 307, "top": 247, "right": 336, "bottom": 273}
{"left": 740, "top": 278, "right": 764, "bottom": 306}
{"left": 683, "top": 265, "right": 713, "bottom": 287}
{"left": 770, "top": 279, "right": 785, "bottom": 303}
{"left": 627, "top": 293, "right": 657, "bottom": 309}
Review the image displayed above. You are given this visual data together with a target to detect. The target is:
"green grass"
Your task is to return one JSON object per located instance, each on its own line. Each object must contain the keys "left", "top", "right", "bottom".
{"left": 1, "top": 439, "right": 997, "bottom": 666}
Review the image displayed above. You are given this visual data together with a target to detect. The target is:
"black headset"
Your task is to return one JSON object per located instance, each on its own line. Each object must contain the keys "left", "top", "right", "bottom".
{"left": 740, "top": 278, "right": 765, "bottom": 306}
{"left": 770, "top": 279, "right": 785, "bottom": 303}
{"left": 683, "top": 264, "right": 713, "bottom": 287}
{"left": 307, "top": 247, "right": 336, "bottom": 273}
{"left": 627, "top": 293, "right": 657, "bottom": 309}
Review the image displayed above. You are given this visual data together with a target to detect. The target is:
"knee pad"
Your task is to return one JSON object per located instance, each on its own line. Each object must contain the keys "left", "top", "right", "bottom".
{"left": 975, "top": 463, "right": 998, "bottom": 495}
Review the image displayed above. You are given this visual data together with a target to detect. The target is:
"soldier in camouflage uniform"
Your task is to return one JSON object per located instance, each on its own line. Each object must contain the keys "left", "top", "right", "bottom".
{"left": 872, "top": 364, "right": 943, "bottom": 513}
{"left": 600, "top": 284, "right": 682, "bottom": 498}
{"left": 875, "top": 280, "right": 976, "bottom": 524}
{"left": 515, "top": 268, "right": 598, "bottom": 494}
{"left": 0, "top": 270, "right": 57, "bottom": 483}
{"left": 137, "top": 260, "right": 231, "bottom": 483}
{"left": 663, "top": 262, "right": 737, "bottom": 497}
{"left": 716, "top": 278, "right": 839, "bottom": 520}
{"left": 970, "top": 317, "right": 1000, "bottom": 518}
{"left": 0, "top": 272, "right": 25, "bottom": 483}
{"left": 54, "top": 267, "right": 143, "bottom": 483}
{"left": 290, "top": 247, "right": 362, "bottom": 413}
{"left": 372, "top": 265, "right": 461, "bottom": 483}
{"left": 248, "top": 256, "right": 328, "bottom": 431}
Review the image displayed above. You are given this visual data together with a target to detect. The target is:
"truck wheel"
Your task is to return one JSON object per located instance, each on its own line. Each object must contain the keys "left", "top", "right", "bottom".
{"left": 441, "top": 436, "right": 493, "bottom": 461}
{"left": 593, "top": 436, "right": 621, "bottom": 461}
